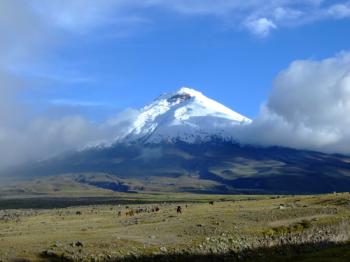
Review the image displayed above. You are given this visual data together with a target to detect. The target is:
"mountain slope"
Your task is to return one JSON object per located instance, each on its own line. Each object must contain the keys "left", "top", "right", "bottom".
{"left": 124, "top": 87, "right": 251, "bottom": 143}
{"left": 8, "top": 141, "right": 350, "bottom": 194}
{"left": 3, "top": 88, "right": 350, "bottom": 195}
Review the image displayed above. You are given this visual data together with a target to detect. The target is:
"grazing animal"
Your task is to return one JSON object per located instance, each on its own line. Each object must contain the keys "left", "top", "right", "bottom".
{"left": 126, "top": 210, "right": 135, "bottom": 217}
{"left": 117, "top": 211, "right": 122, "bottom": 217}
{"left": 75, "top": 241, "right": 83, "bottom": 247}
{"left": 209, "top": 201, "right": 214, "bottom": 205}
{"left": 177, "top": 206, "right": 182, "bottom": 214}
{"left": 76, "top": 211, "right": 82, "bottom": 216}
{"left": 155, "top": 207, "right": 160, "bottom": 212}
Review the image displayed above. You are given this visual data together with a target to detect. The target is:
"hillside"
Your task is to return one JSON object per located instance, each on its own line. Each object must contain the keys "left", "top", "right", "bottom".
{"left": 5, "top": 141, "right": 350, "bottom": 195}
{"left": 3, "top": 88, "right": 350, "bottom": 195}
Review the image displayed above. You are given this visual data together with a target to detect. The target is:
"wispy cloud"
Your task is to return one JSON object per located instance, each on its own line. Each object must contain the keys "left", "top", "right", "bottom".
{"left": 244, "top": 18, "right": 277, "bottom": 38}
{"left": 31, "top": 0, "right": 150, "bottom": 34}
{"left": 327, "top": 2, "right": 350, "bottom": 19}
{"left": 25, "top": 0, "right": 350, "bottom": 37}
{"left": 0, "top": 0, "right": 138, "bottom": 170}
{"left": 49, "top": 99, "right": 112, "bottom": 107}
{"left": 1, "top": 0, "right": 350, "bottom": 170}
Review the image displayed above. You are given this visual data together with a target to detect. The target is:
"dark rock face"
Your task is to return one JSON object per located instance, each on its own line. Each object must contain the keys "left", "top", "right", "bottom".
{"left": 167, "top": 94, "right": 192, "bottom": 104}
{"left": 84, "top": 181, "right": 129, "bottom": 192}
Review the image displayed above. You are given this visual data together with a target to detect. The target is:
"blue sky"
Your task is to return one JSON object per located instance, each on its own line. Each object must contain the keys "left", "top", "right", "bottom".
{"left": 2, "top": 0, "right": 350, "bottom": 168}
{"left": 7, "top": 0, "right": 350, "bottom": 120}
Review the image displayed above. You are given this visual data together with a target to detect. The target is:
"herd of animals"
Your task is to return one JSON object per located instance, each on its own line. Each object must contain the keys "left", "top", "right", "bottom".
{"left": 118, "top": 202, "right": 217, "bottom": 217}
{"left": 119, "top": 205, "right": 183, "bottom": 217}
{"left": 0, "top": 201, "right": 218, "bottom": 223}
{"left": 70, "top": 202, "right": 217, "bottom": 218}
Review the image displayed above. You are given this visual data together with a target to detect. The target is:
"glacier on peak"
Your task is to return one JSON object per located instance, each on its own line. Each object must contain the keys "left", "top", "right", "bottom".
{"left": 123, "top": 87, "right": 251, "bottom": 143}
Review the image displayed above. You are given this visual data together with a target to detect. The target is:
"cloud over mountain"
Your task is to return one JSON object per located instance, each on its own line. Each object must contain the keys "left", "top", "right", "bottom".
{"left": 237, "top": 52, "right": 350, "bottom": 154}
{"left": 1, "top": 1, "right": 350, "bottom": 170}
{"left": 0, "top": 1, "right": 139, "bottom": 169}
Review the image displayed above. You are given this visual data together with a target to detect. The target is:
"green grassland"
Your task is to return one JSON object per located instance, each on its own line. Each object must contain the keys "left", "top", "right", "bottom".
{"left": 0, "top": 192, "right": 350, "bottom": 261}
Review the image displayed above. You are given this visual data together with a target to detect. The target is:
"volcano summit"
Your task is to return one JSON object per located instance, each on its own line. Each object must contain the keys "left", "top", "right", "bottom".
{"left": 5, "top": 88, "right": 350, "bottom": 195}
{"left": 123, "top": 87, "right": 251, "bottom": 144}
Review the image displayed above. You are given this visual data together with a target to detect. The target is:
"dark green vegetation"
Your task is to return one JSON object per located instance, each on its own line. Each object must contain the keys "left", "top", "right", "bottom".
{"left": 6, "top": 141, "right": 350, "bottom": 194}
{"left": 0, "top": 193, "right": 350, "bottom": 261}
{"left": 101, "top": 243, "right": 350, "bottom": 262}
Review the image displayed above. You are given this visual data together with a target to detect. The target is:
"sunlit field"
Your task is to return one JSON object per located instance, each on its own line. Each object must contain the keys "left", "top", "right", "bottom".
{"left": 1, "top": 193, "right": 350, "bottom": 261}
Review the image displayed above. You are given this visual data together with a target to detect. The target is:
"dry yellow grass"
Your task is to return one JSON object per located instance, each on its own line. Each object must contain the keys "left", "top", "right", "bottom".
{"left": 0, "top": 193, "right": 349, "bottom": 261}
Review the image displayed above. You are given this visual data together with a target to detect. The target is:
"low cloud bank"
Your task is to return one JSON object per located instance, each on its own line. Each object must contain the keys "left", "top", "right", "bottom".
{"left": 236, "top": 52, "right": 350, "bottom": 154}
{"left": 0, "top": 1, "right": 139, "bottom": 170}
{"left": 0, "top": 97, "right": 138, "bottom": 169}
{"left": 1, "top": 1, "right": 350, "bottom": 170}
{"left": 2, "top": 52, "right": 350, "bottom": 169}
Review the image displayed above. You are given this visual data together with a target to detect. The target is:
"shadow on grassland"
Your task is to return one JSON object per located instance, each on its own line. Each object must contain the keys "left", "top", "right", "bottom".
{"left": 39, "top": 241, "right": 350, "bottom": 262}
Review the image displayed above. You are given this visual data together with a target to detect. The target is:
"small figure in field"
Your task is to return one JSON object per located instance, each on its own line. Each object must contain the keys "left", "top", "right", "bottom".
{"left": 75, "top": 241, "right": 83, "bottom": 247}
{"left": 177, "top": 206, "right": 182, "bottom": 214}
{"left": 76, "top": 211, "right": 82, "bottom": 216}
{"left": 209, "top": 201, "right": 214, "bottom": 205}
{"left": 155, "top": 207, "right": 160, "bottom": 212}
{"left": 118, "top": 211, "right": 122, "bottom": 217}
{"left": 126, "top": 210, "right": 134, "bottom": 217}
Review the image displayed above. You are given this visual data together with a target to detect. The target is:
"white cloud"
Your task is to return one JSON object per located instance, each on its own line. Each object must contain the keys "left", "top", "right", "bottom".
{"left": 2, "top": 0, "right": 350, "bottom": 170}
{"left": 0, "top": 104, "right": 139, "bottom": 169}
{"left": 244, "top": 18, "right": 277, "bottom": 37}
{"left": 327, "top": 3, "right": 350, "bottom": 19}
{"left": 0, "top": 0, "right": 139, "bottom": 170}
{"left": 273, "top": 7, "right": 304, "bottom": 21}
{"left": 236, "top": 52, "right": 350, "bottom": 154}
{"left": 22, "top": 0, "right": 350, "bottom": 37}
{"left": 49, "top": 99, "right": 111, "bottom": 107}
{"left": 32, "top": 0, "right": 145, "bottom": 33}
{"left": 145, "top": 0, "right": 350, "bottom": 36}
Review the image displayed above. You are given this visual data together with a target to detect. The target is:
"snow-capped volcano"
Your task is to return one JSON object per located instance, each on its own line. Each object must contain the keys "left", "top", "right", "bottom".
{"left": 124, "top": 87, "right": 251, "bottom": 143}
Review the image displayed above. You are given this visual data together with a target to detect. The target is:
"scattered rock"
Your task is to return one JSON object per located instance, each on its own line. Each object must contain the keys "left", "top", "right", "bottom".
{"left": 70, "top": 241, "right": 84, "bottom": 247}
{"left": 42, "top": 250, "right": 57, "bottom": 257}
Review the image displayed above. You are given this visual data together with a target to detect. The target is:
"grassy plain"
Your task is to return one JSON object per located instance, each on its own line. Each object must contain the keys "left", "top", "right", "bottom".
{"left": 0, "top": 193, "right": 349, "bottom": 261}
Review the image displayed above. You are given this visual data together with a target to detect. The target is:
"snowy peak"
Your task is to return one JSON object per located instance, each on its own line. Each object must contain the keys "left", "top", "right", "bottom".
{"left": 176, "top": 87, "right": 204, "bottom": 98}
{"left": 174, "top": 87, "right": 249, "bottom": 122}
{"left": 124, "top": 87, "right": 251, "bottom": 143}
